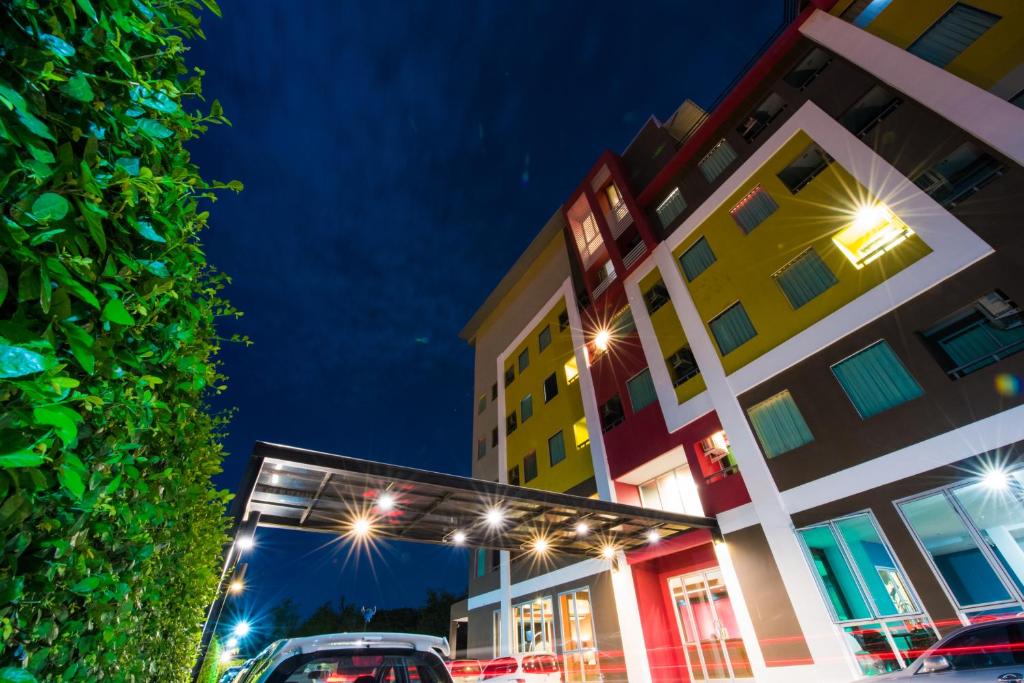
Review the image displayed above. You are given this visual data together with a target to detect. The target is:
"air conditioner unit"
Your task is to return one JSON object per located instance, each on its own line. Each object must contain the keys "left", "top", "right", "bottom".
{"left": 976, "top": 293, "right": 1023, "bottom": 329}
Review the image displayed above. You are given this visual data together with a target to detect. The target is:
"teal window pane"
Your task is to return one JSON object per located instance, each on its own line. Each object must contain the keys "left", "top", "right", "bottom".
{"left": 538, "top": 326, "right": 552, "bottom": 352}
{"left": 476, "top": 549, "right": 487, "bottom": 577}
{"left": 699, "top": 139, "right": 738, "bottom": 183}
{"left": 656, "top": 187, "right": 687, "bottom": 228}
{"left": 524, "top": 452, "right": 538, "bottom": 482}
{"left": 518, "top": 348, "right": 530, "bottom": 372}
{"left": 774, "top": 249, "right": 838, "bottom": 309}
{"left": 548, "top": 431, "right": 566, "bottom": 467}
{"left": 835, "top": 515, "right": 919, "bottom": 617}
{"left": 627, "top": 368, "right": 657, "bottom": 413}
{"left": 747, "top": 390, "right": 814, "bottom": 458}
{"left": 520, "top": 394, "right": 533, "bottom": 422}
{"left": 730, "top": 186, "right": 778, "bottom": 233}
{"left": 709, "top": 302, "right": 757, "bottom": 355}
{"left": 832, "top": 341, "right": 923, "bottom": 418}
{"left": 680, "top": 237, "right": 716, "bottom": 281}
{"left": 922, "top": 293, "right": 1024, "bottom": 379}
{"left": 851, "top": 0, "right": 894, "bottom": 28}
{"left": 908, "top": 4, "right": 999, "bottom": 68}
{"left": 799, "top": 525, "right": 872, "bottom": 621}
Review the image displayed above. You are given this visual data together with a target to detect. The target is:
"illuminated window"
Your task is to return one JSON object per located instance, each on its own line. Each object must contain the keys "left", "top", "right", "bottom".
{"left": 559, "top": 589, "right": 601, "bottom": 681}
{"left": 656, "top": 187, "right": 687, "bottom": 228}
{"left": 571, "top": 211, "right": 603, "bottom": 265}
{"left": 698, "top": 139, "right": 738, "bottom": 183}
{"left": 832, "top": 204, "right": 913, "bottom": 269}
{"left": 572, "top": 418, "right": 590, "bottom": 450}
{"left": 841, "top": 0, "right": 894, "bottom": 28}
{"left": 564, "top": 357, "right": 579, "bottom": 384}
{"left": 730, "top": 185, "right": 777, "bottom": 234}
{"left": 638, "top": 465, "right": 704, "bottom": 516}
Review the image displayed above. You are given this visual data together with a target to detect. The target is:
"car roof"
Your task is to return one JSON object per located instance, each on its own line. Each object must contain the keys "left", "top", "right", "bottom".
{"left": 275, "top": 632, "right": 451, "bottom": 658}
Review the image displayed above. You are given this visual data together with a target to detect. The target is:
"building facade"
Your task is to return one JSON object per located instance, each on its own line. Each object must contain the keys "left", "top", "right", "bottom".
{"left": 455, "top": 1, "right": 1024, "bottom": 681}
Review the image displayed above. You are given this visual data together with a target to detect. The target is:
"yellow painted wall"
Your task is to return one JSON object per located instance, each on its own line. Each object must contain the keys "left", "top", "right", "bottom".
{"left": 672, "top": 131, "right": 931, "bottom": 376}
{"left": 638, "top": 268, "right": 707, "bottom": 404}
{"left": 504, "top": 300, "right": 594, "bottom": 495}
{"left": 831, "top": 0, "right": 1024, "bottom": 90}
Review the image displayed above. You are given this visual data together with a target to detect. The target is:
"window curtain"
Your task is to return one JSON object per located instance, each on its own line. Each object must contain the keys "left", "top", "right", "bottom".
{"left": 680, "top": 237, "right": 716, "bottom": 281}
{"left": 940, "top": 320, "right": 1024, "bottom": 371}
{"left": 731, "top": 187, "right": 778, "bottom": 233}
{"left": 699, "top": 139, "right": 738, "bottom": 182}
{"left": 709, "top": 303, "right": 757, "bottom": 355}
{"left": 627, "top": 369, "right": 658, "bottom": 412}
{"left": 548, "top": 431, "right": 566, "bottom": 466}
{"left": 657, "top": 187, "right": 687, "bottom": 227}
{"left": 831, "top": 341, "right": 923, "bottom": 418}
{"left": 747, "top": 390, "right": 814, "bottom": 458}
{"left": 908, "top": 4, "right": 999, "bottom": 68}
{"left": 776, "top": 249, "right": 838, "bottom": 309}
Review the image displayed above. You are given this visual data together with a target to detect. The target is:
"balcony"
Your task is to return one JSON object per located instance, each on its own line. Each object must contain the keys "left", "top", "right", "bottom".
{"left": 607, "top": 200, "right": 633, "bottom": 239}
{"left": 591, "top": 264, "right": 617, "bottom": 300}
{"left": 622, "top": 240, "right": 647, "bottom": 270}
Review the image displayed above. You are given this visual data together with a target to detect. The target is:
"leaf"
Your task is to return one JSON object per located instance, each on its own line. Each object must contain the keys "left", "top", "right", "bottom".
{"left": 139, "top": 260, "right": 170, "bottom": 278}
{"left": 0, "top": 452, "right": 46, "bottom": 469}
{"left": 29, "top": 229, "right": 64, "bottom": 246}
{"left": 39, "top": 34, "right": 76, "bottom": 58}
{"left": 61, "top": 323, "right": 95, "bottom": 374}
{"left": 134, "top": 221, "right": 165, "bottom": 243}
{"left": 0, "top": 344, "right": 49, "bottom": 378}
{"left": 0, "top": 84, "right": 27, "bottom": 112}
{"left": 114, "top": 157, "right": 140, "bottom": 176}
{"left": 76, "top": 0, "right": 98, "bottom": 22}
{"left": 58, "top": 463, "right": 85, "bottom": 500}
{"left": 0, "top": 666, "right": 38, "bottom": 682}
{"left": 0, "top": 265, "right": 6, "bottom": 308}
{"left": 33, "top": 406, "right": 80, "bottom": 445}
{"left": 70, "top": 576, "right": 99, "bottom": 594}
{"left": 62, "top": 73, "right": 94, "bottom": 102}
{"left": 16, "top": 111, "right": 55, "bottom": 141}
{"left": 135, "top": 119, "right": 174, "bottom": 139}
{"left": 101, "top": 299, "right": 134, "bottom": 326}
{"left": 31, "top": 193, "right": 69, "bottom": 222}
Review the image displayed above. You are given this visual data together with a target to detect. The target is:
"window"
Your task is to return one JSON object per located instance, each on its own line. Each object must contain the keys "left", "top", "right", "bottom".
{"left": 832, "top": 203, "right": 913, "bottom": 269}
{"left": 559, "top": 590, "right": 601, "bottom": 682}
{"left": 778, "top": 143, "right": 831, "bottom": 194}
{"left": 558, "top": 309, "right": 569, "bottom": 331}
{"left": 841, "top": 0, "right": 894, "bottom": 28}
{"left": 784, "top": 47, "right": 831, "bottom": 89}
{"left": 476, "top": 548, "right": 488, "bottom": 577}
{"left": 656, "top": 187, "right": 687, "bottom": 228}
{"left": 477, "top": 394, "right": 487, "bottom": 414}
{"left": 572, "top": 418, "right": 589, "bottom": 450}
{"left": 547, "top": 431, "right": 566, "bottom": 467}
{"left": 921, "top": 291, "right": 1024, "bottom": 379}
{"left": 512, "top": 596, "right": 554, "bottom": 653}
{"left": 1012, "top": 88, "right": 1024, "bottom": 109}
{"left": 505, "top": 366, "right": 515, "bottom": 386}
{"left": 831, "top": 341, "right": 923, "bottom": 418}
{"left": 667, "top": 347, "right": 700, "bottom": 387}
{"left": 698, "top": 139, "right": 738, "bottom": 183}
{"left": 518, "top": 348, "right": 530, "bottom": 373}
{"left": 840, "top": 85, "right": 902, "bottom": 137}
{"left": 643, "top": 280, "right": 670, "bottom": 315}
{"left": 638, "top": 466, "right": 704, "bottom": 516}
{"left": 694, "top": 430, "right": 739, "bottom": 485}
{"left": 799, "top": 513, "right": 936, "bottom": 676}
{"left": 627, "top": 368, "right": 657, "bottom": 413}
{"left": 543, "top": 372, "right": 558, "bottom": 403}
{"left": 538, "top": 325, "right": 552, "bottom": 352}
{"left": 773, "top": 248, "right": 837, "bottom": 309}
{"left": 523, "top": 452, "right": 538, "bottom": 483}
{"left": 506, "top": 411, "right": 517, "bottom": 435}
{"left": 729, "top": 185, "right": 778, "bottom": 234}
{"left": 508, "top": 464, "right": 520, "bottom": 486}
{"left": 908, "top": 3, "right": 999, "bottom": 68}
{"left": 571, "top": 212, "right": 603, "bottom": 265}
{"left": 737, "top": 92, "right": 786, "bottom": 143}
{"left": 564, "top": 357, "right": 579, "bottom": 385}
{"left": 491, "top": 426, "right": 498, "bottom": 447}
{"left": 491, "top": 382, "right": 498, "bottom": 400}
{"left": 746, "top": 390, "right": 814, "bottom": 458}
{"left": 679, "top": 237, "right": 716, "bottom": 281}
{"left": 477, "top": 438, "right": 486, "bottom": 459}
{"left": 520, "top": 394, "right": 533, "bottom": 423}
{"left": 914, "top": 142, "right": 1003, "bottom": 208}
{"left": 899, "top": 471, "right": 1024, "bottom": 618}
{"left": 708, "top": 302, "right": 757, "bottom": 356}
{"left": 599, "top": 396, "right": 624, "bottom": 433}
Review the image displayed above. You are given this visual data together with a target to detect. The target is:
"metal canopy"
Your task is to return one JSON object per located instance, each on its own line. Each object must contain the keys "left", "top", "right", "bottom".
{"left": 237, "top": 442, "right": 718, "bottom": 558}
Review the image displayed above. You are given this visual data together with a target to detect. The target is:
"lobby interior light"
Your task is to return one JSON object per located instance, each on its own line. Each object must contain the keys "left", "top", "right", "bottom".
{"left": 377, "top": 492, "right": 395, "bottom": 511}
{"left": 485, "top": 507, "right": 504, "bottom": 528}
{"left": 451, "top": 531, "right": 467, "bottom": 546}
{"left": 982, "top": 467, "right": 1010, "bottom": 491}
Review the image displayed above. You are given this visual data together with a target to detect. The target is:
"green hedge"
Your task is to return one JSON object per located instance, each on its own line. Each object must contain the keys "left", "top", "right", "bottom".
{"left": 0, "top": 1, "right": 239, "bottom": 680}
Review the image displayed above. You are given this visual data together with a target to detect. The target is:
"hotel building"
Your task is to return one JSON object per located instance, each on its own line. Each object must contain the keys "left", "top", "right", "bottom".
{"left": 453, "top": 1, "right": 1024, "bottom": 681}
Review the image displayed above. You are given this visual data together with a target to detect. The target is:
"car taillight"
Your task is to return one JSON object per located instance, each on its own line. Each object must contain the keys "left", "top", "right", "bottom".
{"left": 482, "top": 659, "right": 518, "bottom": 679}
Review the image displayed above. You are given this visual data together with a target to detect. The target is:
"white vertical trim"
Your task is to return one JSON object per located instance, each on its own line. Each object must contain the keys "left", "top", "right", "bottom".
{"left": 609, "top": 556, "right": 653, "bottom": 683}
{"left": 800, "top": 9, "right": 1024, "bottom": 167}
{"left": 714, "top": 540, "right": 769, "bottom": 680}
{"left": 499, "top": 550, "right": 512, "bottom": 656}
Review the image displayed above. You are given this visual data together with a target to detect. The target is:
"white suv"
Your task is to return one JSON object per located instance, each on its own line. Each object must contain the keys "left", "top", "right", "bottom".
{"left": 480, "top": 653, "right": 562, "bottom": 682}
{"left": 234, "top": 632, "right": 454, "bottom": 683}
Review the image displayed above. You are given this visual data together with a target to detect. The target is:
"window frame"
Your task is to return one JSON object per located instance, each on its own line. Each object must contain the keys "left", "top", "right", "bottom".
{"left": 729, "top": 185, "right": 778, "bottom": 234}
{"left": 626, "top": 368, "right": 658, "bottom": 414}
{"left": 523, "top": 452, "right": 538, "bottom": 483}
{"left": 547, "top": 430, "right": 566, "bottom": 467}
{"left": 679, "top": 236, "right": 716, "bottom": 282}
{"left": 707, "top": 301, "right": 757, "bottom": 356}
{"left": 543, "top": 372, "right": 559, "bottom": 403}
{"left": 520, "top": 394, "right": 533, "bottom": 423}
{"left": 829, "top": 340, "right": 923, "bottom": 419}
{"left": 772, "top": 247, "right": 838, "bottom": 310}
{"left": 907, "top": 3, "right": 1001, "bottom": 69}
{"left": 656, "top": 187, "right": 687, "bottom": 229}
{"left": 538, "top": 325, "right": 552, "bottom": 353}
{"left": 557, "top": 587, "right": 600, "bottom": 680}
{"left": 518, "top": 348, "right": 530, "bottom": 373}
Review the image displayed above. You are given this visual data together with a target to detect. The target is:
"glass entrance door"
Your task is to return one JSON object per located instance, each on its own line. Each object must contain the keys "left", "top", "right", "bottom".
{"left": 669, "top": 569, "right": 753, "bottom": 681}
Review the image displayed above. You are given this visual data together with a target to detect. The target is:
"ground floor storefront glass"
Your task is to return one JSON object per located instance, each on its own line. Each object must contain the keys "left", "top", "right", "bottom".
{"left": 668, "top": 568, "right": 752, "bottom": 680}
{"left": 558, "top": 589, "right": 601, "bottom": 682}
{"left": 512, "top": 597, "right": 555, "bottom": 653}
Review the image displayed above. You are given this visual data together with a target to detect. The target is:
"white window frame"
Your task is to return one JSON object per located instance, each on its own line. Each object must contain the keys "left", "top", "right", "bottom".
{"left": 557, "top": 587, "right": 601, "bottom": 682}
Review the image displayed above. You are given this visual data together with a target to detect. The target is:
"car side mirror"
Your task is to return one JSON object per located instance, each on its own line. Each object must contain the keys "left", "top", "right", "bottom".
{"left": 920, "top": 655, "right": 951, "bottom": 673}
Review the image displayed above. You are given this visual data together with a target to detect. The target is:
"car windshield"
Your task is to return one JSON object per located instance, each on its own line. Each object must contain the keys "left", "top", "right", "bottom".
{"left": 265, "top": 649, "right": 451, "bottom": 683}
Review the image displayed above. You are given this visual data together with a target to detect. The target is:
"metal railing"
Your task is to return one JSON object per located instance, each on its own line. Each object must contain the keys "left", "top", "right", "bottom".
{"left": 622, "top": 241, "right": 647, "bottom": 270}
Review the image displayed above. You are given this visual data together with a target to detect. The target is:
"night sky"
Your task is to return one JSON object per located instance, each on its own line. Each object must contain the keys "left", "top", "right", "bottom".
{"left": 187, "top": 0, "right": 782, "bottom": 628}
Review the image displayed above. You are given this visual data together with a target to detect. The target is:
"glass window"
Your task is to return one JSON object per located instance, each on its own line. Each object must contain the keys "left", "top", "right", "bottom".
{"left": 572, "top": 418, "right": 589, "bottom": 450}
{"left": 908, "top": 3, "right": 999, "bottom": 68}
{"left": 558, "top": 309, "right": 569, "bottom": 331}
{"left": 778, "top": 143, "right": 831, "bottom": 194}
{"left": 599, "top": 396, "right": 624, "bottom": 433}
{"left": 667, "top": 347, "right": 700, "bottom": 387}
{"left": 543, "top": 372, "right": 558, "bottom": 403}
{"left": 656, "top": 187, "right": 687, "bottom": 228}
{"left": 638, "top": 466, "right": 704, "bottom": 516}
{"left": 831, "top": 341, "right": 923, "bottom": 418}
{"left": 914, "top": 142, "right": 1003, "bottom": 208}
{"left": 698, "top": 139, "right": 738, "bottom": 183}
{"left": 709, "top": 302, "right": 757, "bottom": 356}
{"left": 832, "top": 203, "right": 913, "bottom": 270}
{"left": 773, "top": 248, "right": 838, "bottom": 309}
{"left": 564, "top": 357, "right": 579, "bottom": 385}
{"left": 841, "top": 0, "right": 894, "bottom": 28}
{"left": 518, "top": 348, "right": 530, "bottom": 373}
{"left": 476, "top": 548, "right": 487, "bottom": 577}
{"left": 491, "top": 427, "right": 498, "bottom": 447}
{"left": 538, "top": 325, "right": 552, "bottom": 352}
{"left": 626, "top": 368, "right": 657, "bottom": 413}
{"left": 737, "top": 92, "right": 786, "bottom": 143}
{"left": 491, "top": 383, "right": 498, "bottom": 400}
{"left": 523, "top": 452, "right": 538, "bottom": 483}
{"left": 784, "top": 47, "right": 831, "bottom": 89}
{"left": 746, "top": 390, "right": 814, "bottom": 458}
{"left": 506, "top": 411, "right": 517, "bottom": 435}
{"left": 679, "top": 237, "right": 716, "bottom": 282}
{"left": 921, "top": 291, "right": 1024, "bottom": 379}
{"left": 833, "top": 515, "right": 918, "bottom": 617}
{"left": 512, "top": 597, "right": 554, "bottom": 653}
{"left": 839, "top": 84, "right": 901, "bottom": 137}
{"left": 559, "top": 590, "right": 600, "bottom": 683}
{"left": 476, "top": 438, "right": 486, "bottom": 459}
{"left": 547, "top": 431, "right": 566, "bottom": 467}
{"left": 938, "top": 622, "right": 1024, "bottom": 670}
{"left": 730, "top": 185, "right": 778, "bottom": 234}
{"left": 477, "top": 394, "right": 487, "bottom": 414}
{"left": 643, "top": 280, "right": 670, "bottom": 315}
{"left": 505, "top": 366, "right": 515, "bottom": 386}
{"left": 800, "top": 525, "right": 873, "bottom": 622}
{"left": 520, "top": 394, "right": 533, "bottom": 422}
{"left": 508, "top": 465, "right": 520, "bottom": 486}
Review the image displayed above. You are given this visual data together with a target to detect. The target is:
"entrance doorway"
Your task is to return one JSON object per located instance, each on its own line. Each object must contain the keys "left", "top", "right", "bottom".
{"left": 668, "top": 568, "right": 752, "bottom": 680}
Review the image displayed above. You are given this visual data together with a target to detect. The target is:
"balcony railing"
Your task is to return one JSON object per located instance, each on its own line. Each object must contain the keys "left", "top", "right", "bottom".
{"left": 608, "top": 201, "right": 633, "bottom": 239}
{"left": 591, "top": 268, "right": 617, "bottom": 300}
{"left": 622, "top": 240, "right": 647, "bottom": 270}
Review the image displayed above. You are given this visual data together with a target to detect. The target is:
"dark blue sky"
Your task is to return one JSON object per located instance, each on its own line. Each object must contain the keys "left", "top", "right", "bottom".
{"left": 188, "top": 0, "right": 782, "bottom": 625}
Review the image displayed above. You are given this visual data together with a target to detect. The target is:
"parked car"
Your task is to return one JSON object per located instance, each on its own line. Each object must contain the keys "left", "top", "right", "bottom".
{"left": 481, "top": 653, "right": 562, "bottom": 682}
{"left": 232, "top": 632, "right": 453, "bottom": 683}
{"left": 218, "top": 666, "right": 243, "bottom": 683}
{"left": 448, "top": 659, "right": 482, "bottom": 683}
{"left": 862, "top": 616, "right": 1024, "bottom": 680}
